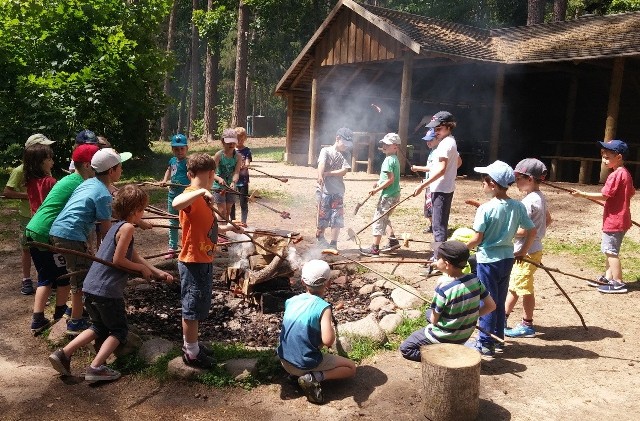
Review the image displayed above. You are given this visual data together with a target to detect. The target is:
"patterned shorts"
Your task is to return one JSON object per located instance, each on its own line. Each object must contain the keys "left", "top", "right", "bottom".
{"left": 372, "top": 195, "right": 399, "bottom": 236}
{"left": 316, "top": 191, "right": 344, "bottom": 229}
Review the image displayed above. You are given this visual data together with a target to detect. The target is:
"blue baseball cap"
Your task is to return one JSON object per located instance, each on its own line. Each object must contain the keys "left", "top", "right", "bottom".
{"left": 598, "top": 139, "right": 628, "bottom": 156}
{"left": 474, "top": 160, "right": 515, "bottom": 188}
{"left": 75, "top": 129, "right": 97, "bottom": 145}
{"left": 422, "top": 128, "right": 436, "bottom": 141}
{"left": 171, "top": 133, "right": 188, "bottom": 147}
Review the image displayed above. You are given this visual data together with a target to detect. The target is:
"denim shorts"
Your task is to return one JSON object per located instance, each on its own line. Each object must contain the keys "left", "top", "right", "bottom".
{"left": 212, "top": 190, "right": 236, "bottom": 205}
{"left": 601, "top": 231, "right": 625, "bottom": 255}
{"left": 179, "top": 261, "right": 213, "bottom": 320}
{"left": 84, "top": 293, "right": 128, "bottom": 344}
{"left": 27, "top": 236, "right": 70, "bottom": 289}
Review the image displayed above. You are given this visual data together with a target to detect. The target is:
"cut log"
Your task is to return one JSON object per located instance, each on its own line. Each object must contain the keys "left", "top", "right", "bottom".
{"left": 421, "top": 343, "right": 481, "bottom": 421}
{"left": 249, "top": 254, "right": 272, "bottom": 270}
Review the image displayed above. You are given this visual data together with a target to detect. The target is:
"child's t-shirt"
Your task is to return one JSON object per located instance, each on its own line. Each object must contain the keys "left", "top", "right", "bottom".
{"left": 26, "top": 175, "right": 56, "bottom": 215}
{"left": 5, "top": 164, "right": 30, "bottom": 218}
{"left": 236, "top": 146, "right": 253, "bottom": 187}
{"left": 277, "top": 292, "right": 330, "bottom": 370}
{"left": 473, "top": 197, "right": 535, "bottom": 263}
{"left": 317, "top": 145, "right": 350, "bottom": 196}
{"left": 430, "top": 135, "right": 458, "bottom": 194}
{"left": 514, "top": 190, "right": 547, "bottom": 254}
{"left": 178, "top": 187, "right": 217, "bottom": 263}
{"left": 26, "top": 172, "right": 84, "bottom": 243}
{"left": 602, "top": 166, "right": 635, "bottom": 232}
{"left": 49, "top": 177, "right": 112, "bottom": 242}
{"left": 213, "top": 151, "right": 237, "bottom": 190}
{"left": 168, "top": 156, "right": 189, "bottom": 187}
{"left": 426, "top": 273, "right": 488, "bottom": 344}
{"left": 380, "top": 154, "right": 400, "bottom": 198}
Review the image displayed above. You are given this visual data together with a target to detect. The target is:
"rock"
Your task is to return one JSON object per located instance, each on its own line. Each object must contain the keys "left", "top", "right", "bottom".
{"left": 391, "top": 285, "right": 425, "bottom": 309}
{"left": 222, "top": 358, "right": 259, "bottom": 381}
{"left": 374, "top": 279, "right": 395, "bottom": 290}
{"left": 339, "top": 314, "right": 387, "bottom": 345}
{"left": 358, "top": 284, "right": 377, "bottom": 295}
{"left": 46, "top": 318, "right": 68, "bottom": 345}
{"left": 361, "top": 272, "right": 380, "bottom": 282}
{"left": 329, "top": 269, "right": 342, "bottom": 280}
{"left": 369, "top": 296, "right": 392, "bottom": 311}
{"left": 114, "top": 332, "right": 142, "bottom": 357}
{"left": 333, "top": 275, "right": 347, "bottom": 285}
{"left": 139, "top": 337, "right": 174, "bottom": 365}
{"left": 370, "top": 291, "right": 385, "bottom": 299}
{"left": 400, "top": 309, "right": 423, "bottom": 320}
{"left": 379, "top": 313, "right": 403, "bottom": 333}
{"left": 167, "top": 356, "right": 205, "bottom": 379}
{"left": 332, "top": 335, "right": 353, "bottom": 354}
{"left": 350, "top": 278, "right": 365, "bottom": 288}
{"left": 380, "top": 303, "right": 396, "bottom": 314}
{"left": 135, "top": 283, "right": 153, "bottom": 292}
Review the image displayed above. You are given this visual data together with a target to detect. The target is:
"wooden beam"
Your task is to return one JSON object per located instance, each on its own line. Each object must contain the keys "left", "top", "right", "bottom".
{"left": 342, "top": 66, "right": 364, "bottom": 87}
{"left": 489, "top": 65, "right": 505, "bottom": 162}
{"left": 398, "top": 54, "right": 414, "bottom": 175}
{"left": 290, "top": 58, "right": 314, "bottom": 89}
{"left": 599, "top": 57, "right": 625, "bottom": 183}
{"left": 308, "top": 64, "right": 319, "bottom": 166}
{"left": 285, "top": 94, "right": 293, "bottom": 162}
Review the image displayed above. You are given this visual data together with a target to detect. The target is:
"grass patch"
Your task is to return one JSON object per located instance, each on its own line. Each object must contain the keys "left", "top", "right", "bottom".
{"left": 253, "top": 187, "right": 292, "bottom": 204}
{"left": 252, "top": 146, "right": 284, "bottom": 162}
{"left": 345, "top": 337, "right": 390, "bottom": 363}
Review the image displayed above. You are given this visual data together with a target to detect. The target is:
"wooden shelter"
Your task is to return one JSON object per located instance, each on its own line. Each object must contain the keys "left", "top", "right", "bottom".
{"left": 275, "top": 0, "right": 640, "bottom": 184}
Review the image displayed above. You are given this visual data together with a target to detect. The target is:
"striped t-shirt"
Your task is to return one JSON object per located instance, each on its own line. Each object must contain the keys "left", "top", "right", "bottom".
{"left": 425, "top": 274, "right": 488, "bottom": 344}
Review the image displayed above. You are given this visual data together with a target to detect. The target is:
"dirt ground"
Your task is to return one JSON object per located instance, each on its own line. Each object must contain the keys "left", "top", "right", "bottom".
{"left": 1, "top": 139, "right": 639, "bottom": 420}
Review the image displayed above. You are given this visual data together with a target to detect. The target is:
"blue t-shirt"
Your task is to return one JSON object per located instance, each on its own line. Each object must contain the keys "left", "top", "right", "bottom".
{"left": 50, "top": 177, "right": 112, "bottom": 242}
{"left": 473, "top": 197, "right": 535, "bottom": 263}
{"left": 169, "top": 156, "right": 189, "bottom": 190}
{"left": 236, "top": 147, "right": 252, "bottom": 186}
{"left": 277, "top": 293, "right": 330, "bottom": 370}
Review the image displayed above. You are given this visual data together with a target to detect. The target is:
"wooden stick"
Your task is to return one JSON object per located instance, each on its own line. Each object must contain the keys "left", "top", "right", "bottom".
{"left": 352, "top": 194, "right": 414, "bottom": 237}
{"left": 353, "top": 193, "right": 373, "bottom": 215}
{"left": 250, "top": 167, "right": 288, "bottom": 183}
{"left": 141, "top": 181, "right": 188, "bottom": 189}
{"left": 522, "top": 257, "right": 588, "bottom": 331}
{"left": 141, "top": 215, "right": 178, "bottom": 220}
{"left": 329, "top": 258, "right": 431, "bottom": 265}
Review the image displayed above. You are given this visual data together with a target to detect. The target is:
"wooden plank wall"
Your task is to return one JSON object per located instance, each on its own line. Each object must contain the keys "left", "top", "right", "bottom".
{"left": 289, "top": 94, "right": 311, "bottom": 155}
{"left": 319, "top": 9, "right": 401, "bottom": 66}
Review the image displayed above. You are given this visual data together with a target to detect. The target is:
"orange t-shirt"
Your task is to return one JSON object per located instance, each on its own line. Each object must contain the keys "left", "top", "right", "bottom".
{"left": 178, "top": 187, "right": 217, "bottom": 263}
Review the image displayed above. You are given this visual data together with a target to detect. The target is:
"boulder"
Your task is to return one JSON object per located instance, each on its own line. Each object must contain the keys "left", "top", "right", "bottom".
{"left": 358, "top": 284, "right": 377, "bottom": 295}
{"left": 339, "top": 314, "right": 387, "bottom": 345}
{"left": 167, "top": 356, "right": 205, "bottom": 379}
{"left": 114, "top": 332, "right": 142, "bottom": 357}
{"left": 369, "top": 296, "right": 392, "bottom": 311}
{"left": 374, "top": 279, "right": 396, "bottom": 290}
{"left": 379, "top": 313, "right": 403, "bottom": 334}
{"left": 391, "top": 285, "right": 426, "bottom": 309}
{"left": 222, "top": 358, "right": 259, "bottom": 381}
{"left": 139, "top": 337, "right": 174, "bottom": 365}
{"left": 401, "top": 309, "right": 423, "bottom": 320}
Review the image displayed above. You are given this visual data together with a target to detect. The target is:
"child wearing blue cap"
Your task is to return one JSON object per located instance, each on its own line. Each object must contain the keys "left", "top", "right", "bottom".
{"left": 571, "top": 140, "right": 635, "bottom": 294}
{"left": 464, "top": 160, "right": 536, "bottom": 357}
{"left": 160, "top": 134, "right": 189, "bottom": 259}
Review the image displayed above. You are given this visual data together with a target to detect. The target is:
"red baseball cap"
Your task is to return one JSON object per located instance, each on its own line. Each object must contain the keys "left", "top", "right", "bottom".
{"left": 72, "top": 144, "right": 100, "bottom": 163}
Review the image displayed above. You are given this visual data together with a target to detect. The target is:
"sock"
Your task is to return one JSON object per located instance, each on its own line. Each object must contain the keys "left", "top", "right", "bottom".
{"left": 23, "top": 277, "right": 32, "bottom": 281}
{"left": 311, "top": 371, "right": 325, "bottom": 382}
{"left": 522, "top": 318, "right": 533, "bottom": 326}
{"left": 184, "top": 341, "right": 200, "bottom": 359}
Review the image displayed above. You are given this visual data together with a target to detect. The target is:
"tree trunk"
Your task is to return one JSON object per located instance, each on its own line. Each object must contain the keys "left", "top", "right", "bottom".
{"left": 553, "top": 0, "right": 567, "bottom": 21}
{"left": 188, "top": 0, "right": 200, "bottom": 140}
{"left": 527, "top": 0, "right": 546, "bottom": 25}
{"left": 177, "top": 54, "right": 190, "bottom": 133}
{"left": 160, "top": 0, "right": 178, "bottom": 141}
{"left": 203, "top": 0, "right": 219, "bottom": 142}
{"left": 232, "top": 1, "right": 249, "bottom": 128}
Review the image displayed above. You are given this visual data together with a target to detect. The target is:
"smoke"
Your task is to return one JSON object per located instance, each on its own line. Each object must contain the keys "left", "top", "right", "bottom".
{"left": 225, "top": 231, "right": 255, "bottom": 269}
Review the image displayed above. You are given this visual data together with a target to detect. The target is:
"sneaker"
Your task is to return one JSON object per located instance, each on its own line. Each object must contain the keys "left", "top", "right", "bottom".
{"left": 48, "top": 349, "right": 71, "bottom": 376}
{"left": 181, "top": 343, "right": 216, "bottom": 358}
{"left": 298, "top": 373, "right": 324, "bottom": 404}
{"left": 504, "top": 322, "right": 536, "bottom": 338}
{"left": 597, "top": 280, "right": 627, "bottom": 294}
{"left": 316, "top": 237, "right": 329, "bottom": 248}
{"left": 380, "top": 237, "right": 401, "bottom": 253}
{"left": 85, "top": 365, "right": 121, "bottom": 382}
{"left": 20, "top": 279, "right": 35, "bottom": 295}
{"left": 182, "top": 349, "right": 215, "bottom": 369}
{"left": 66, "top": 318, "right": 91, "bottom": 336}
{"left": 360, "top": 245, "right": 379, "bottom": 257}
{"left": 53, "top": 304, "right": 69, "bottom": 321}
{"left": 31, "top": 318, "right": 51, "bottom": 336}
{"left": 464, "top": 338, "right": 495, "bottom": 358}
{"left": 164, "top": 248, "right": 177, "bottom": 260}
{"left": 328, "top": 241, "right": 338, "bottom": 250}
{"left": 423, "top": 226, "right": 433, "bottom": 234}
{"left": 587, "top": 275, "right": 609, "bottom": 287}
{"left": 494, "top": 342, "right": 505, "bottom": 353}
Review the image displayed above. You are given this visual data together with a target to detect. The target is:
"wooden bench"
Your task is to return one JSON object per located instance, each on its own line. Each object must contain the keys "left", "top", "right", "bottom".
{"left": 351, "top": 132, "right": 384, "bottom": 174}
{"left": 541, "top": 155, "right": 640, "bottom": 184}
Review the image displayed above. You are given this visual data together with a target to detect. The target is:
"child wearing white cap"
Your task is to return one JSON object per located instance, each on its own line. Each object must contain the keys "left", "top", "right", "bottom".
{"left": 277, "top": 260, "right": 356, "bottom": 404}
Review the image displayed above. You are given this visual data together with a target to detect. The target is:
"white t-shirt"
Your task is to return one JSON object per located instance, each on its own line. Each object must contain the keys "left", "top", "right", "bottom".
{"left": 514, "top": 190, "right": 547, "bottom": 254}
{"left": 430, "top": 135, "right": 458, "bottom": 193}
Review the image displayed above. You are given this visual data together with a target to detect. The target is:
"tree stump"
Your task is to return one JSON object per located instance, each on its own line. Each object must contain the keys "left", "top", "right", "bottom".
{"left": 421, "top": 343, "right": 481, "bottom": 421}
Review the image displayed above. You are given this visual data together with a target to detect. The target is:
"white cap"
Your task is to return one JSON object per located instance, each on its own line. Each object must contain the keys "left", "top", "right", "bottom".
{"left": 379, "top": 133, "right": 401, "bottom": 145}
{"left": 25, "top": 134, "right": 55, "bottom": 148}
{"left": 91, "top": 148, "right": 132, "bottom": 173}
{"left": 301, "top": 260, "right": 331, "bottom": 287}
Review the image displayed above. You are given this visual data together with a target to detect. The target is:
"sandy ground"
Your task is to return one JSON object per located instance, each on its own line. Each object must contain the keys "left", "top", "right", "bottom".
{"left": 1, "top": 140, "right": 639, "bottom": 420}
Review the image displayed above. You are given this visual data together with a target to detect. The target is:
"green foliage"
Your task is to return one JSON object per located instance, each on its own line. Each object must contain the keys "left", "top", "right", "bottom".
{"left": 346, "top": 336, "right": 384, "bottom": 363}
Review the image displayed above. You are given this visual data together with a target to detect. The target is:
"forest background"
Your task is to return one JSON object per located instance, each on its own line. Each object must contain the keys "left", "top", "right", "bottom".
{"left": 1, "top": 0, "right": 639, "bottom": 167}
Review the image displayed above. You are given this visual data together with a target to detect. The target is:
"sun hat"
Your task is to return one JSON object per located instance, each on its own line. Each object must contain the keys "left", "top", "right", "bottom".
{"left": 379, "top": 133, "right": 401, "bottom": 145}
{"left": 301, "top": 260, "right": 331, "bottom": 287}
{"left": 474, "top": 160, "right": 515, "bottom": 188}
{"left": 25, "top": 134, "right": 55, "bottom": 148}
{"left": 91, "top": 148, "right": 132, "bottom": 173}
{"left": 72, "top": 144, "right": 100, "bottom": 163}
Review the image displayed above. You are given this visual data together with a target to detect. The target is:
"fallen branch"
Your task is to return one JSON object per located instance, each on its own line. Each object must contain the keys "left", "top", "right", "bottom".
{"left": 251, "top": 168, "right": 288, "bottom": 183}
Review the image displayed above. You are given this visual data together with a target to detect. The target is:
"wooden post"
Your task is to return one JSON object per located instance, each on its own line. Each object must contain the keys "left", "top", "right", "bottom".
{"left": 421, "top": 343, "right": 480, "bottom": 421}
{"left": 489, "top": 65, "right": 505, "bottom": 163}
{"left": 599, "top": 57, "right": 624, "bottom": 183}
{"left": 398, "top": 54, "right": 414, "bottom": 175}
{"left": 285, "top": 94, "right": 293, "bottom": 163}
{"left": 308, "top": 65, "right": 319, "bottom": 166}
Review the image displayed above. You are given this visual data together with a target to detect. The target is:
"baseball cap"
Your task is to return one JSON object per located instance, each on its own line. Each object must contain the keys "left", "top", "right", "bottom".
{"left": 25, "top": 134, "right": 55, "bottom": 148}
{"left": 75, "top": 129, "right": 97, "bottom": 145}
{"left": 422, "top": 128, "right": 436, "bottom": 141}
{"left": 514, "top": 158, "right": 547, "bottom": 180}
{"left": 171, "top": 133, "right": 188, "bottom": 147}
{"left": 426, "top": 111, "right": 455, "bottom": 128}
{"left": 222, "top": 128, "right": 237, "bottom": 144}
{"left": 72, "top": 144, "right": 100, "bottom": 163}
{"left": 599, "top": 139, "right": 628, "bottom": 156}
{"left": 301, "top": 259, "right": 331, "bottom": 287}
{"left": 91, "top": 148, "right": 132, "bottom": 173}
{"left": 336, "top": 127, "right": 354, "bottom": 145}
{"left": 379, "top": 133, "right": 401, "bottom": 145}
{"left": 437, "top": 240, "right": 470, "bottom": 269}
{"left": 474, "top": 160, "right": 515, "bottom": 188}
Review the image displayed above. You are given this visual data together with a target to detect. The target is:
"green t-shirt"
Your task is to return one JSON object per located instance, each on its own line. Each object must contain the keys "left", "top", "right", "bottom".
{"left": 6, "top": 164, "right": 30, "bottom": 218}
{"left": 379, "top": 154, "right": 400, "bottom": 198}
{"left": 26, "top": 172, "right": 85, "bottom": 243}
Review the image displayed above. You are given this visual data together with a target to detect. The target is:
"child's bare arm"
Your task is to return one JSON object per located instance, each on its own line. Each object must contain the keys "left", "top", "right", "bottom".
{"left": 546, "top": 210, "right": 552, "bottom": 227}
{"left": 369, "top": 171, "right": 393, "bottom": 195}
{"left": 172, "top": 188, "right": 211, "bottom": 211}
{"left": 429, "top": 310, "right": 440, "bottom": 324}
{"left": 98, "top": 219, "right": 112, "bottom": 241}
{"left": 571, "top": 189, "right": 607, "bottom": 201}
{"left": 231, "top": 154, "right": 241, "bottom": 186}
{"left": 131, "top": 249, "right": 173, "bottom": 282}
{"left": 515, "top": 227, "right": 537, "bottom": 258}
{"left": 160, "top": 167, "right": 171, "bottom": 184}
{"left": 479, "top": 294, "right": 496, "bottom": 316}
{"left": 320, "top": 307, "right": 336, "bottom": 348}
{"left": 112, "top": 223, "right": 153, "bottom": 279}
{"left": 3, "top": 186, "right": 28, "bottom": 200}
{"left": 466, "top": 231, "right": 483, "bottom": 250}
{"left": 413, "top": 158, "right": 447, "bottom": 196}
